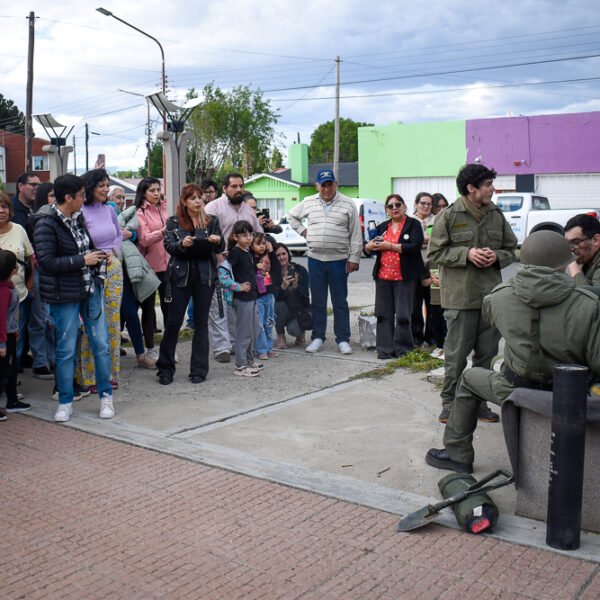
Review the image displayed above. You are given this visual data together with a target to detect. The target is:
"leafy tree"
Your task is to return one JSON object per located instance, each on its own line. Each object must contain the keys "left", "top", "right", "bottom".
{"left": 185, "top": 83, "right": 279, "bottom": 182}
{"left": 114, "top": 169, "right": 135, "bottom": 179}
{"left": 270, "top": 147, "right": 284, "bottom": 170}
{"left": 0, "top": 94, "right": 25, "bottom": 135}
{"left": 309, "top": 118, "right": 373, "bottom": 163}
{"left": 138, "top": 142, "right": 163, "bottom": 178}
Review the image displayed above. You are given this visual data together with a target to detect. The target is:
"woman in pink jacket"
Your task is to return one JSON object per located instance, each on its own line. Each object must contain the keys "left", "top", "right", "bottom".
{"left": 135, "top": 177, "right": 170, "bottom": 359}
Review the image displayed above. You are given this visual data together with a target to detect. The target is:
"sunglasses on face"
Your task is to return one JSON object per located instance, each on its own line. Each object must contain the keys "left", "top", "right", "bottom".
{"left": 386, "top": 203, "right": 404, "bottom": 209}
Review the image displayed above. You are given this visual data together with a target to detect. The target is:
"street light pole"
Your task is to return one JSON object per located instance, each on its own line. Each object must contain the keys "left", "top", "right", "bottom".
{"left": 96, "top": 8, "right": 166, "bottom": 131}
{"left": 119, "top": 89, "right": 152, "bottom": 176}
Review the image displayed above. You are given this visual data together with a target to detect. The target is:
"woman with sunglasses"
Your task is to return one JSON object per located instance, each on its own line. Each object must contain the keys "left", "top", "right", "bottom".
{"left": 365, "top": 194, "right": 425, "bottom": 359}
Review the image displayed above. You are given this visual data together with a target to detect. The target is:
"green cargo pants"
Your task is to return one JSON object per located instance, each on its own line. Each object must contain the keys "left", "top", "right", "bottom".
{"left": 443, "top": 367, "right": 514, "bottom": 464}
{"left": 441, "top": 308, "right": 500, "bottom": 409}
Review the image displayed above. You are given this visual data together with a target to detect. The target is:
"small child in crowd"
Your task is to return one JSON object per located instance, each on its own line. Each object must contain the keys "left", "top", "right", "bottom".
{"left": 251, "top": 232, "right": 277, "bottom": 360}
{"left": 227, "top": 221, "right": 261, "bottom": 377}
{"left": 0, "top": 249, "right": 31, "bottom": 420}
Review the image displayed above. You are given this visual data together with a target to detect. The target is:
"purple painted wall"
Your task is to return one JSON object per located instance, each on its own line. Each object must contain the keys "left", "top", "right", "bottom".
{"left": 466, "top": 112, "right": 600, "bottom": 174}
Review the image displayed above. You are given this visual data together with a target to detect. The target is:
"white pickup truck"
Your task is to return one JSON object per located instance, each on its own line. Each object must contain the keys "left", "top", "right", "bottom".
{"left": 495, "top": 193, "right": 600, "bottom": 245}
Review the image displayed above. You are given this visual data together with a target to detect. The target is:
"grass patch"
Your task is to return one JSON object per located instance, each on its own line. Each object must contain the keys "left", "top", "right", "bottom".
{"left": 351, "top": 347, "right": 443, "bottom": 380}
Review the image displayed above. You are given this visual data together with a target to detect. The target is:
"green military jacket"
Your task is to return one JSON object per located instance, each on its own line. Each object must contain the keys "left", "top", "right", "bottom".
{"left": 484, "top": 266, "right": 600, "bottom": 383}
{"left": 428, "top": 196, "right": 517, "bottom": 309}
{"left": 573, "top": 248, "right": 600, "bottom": 287}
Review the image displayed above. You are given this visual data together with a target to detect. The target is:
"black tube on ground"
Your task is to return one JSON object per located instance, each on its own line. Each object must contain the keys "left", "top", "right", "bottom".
{"left": 546, "top": 364, "right": 588, "bottom": 551}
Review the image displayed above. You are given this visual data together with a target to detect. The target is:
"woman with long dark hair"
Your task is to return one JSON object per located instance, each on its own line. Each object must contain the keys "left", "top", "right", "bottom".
{"left": 156, "top": 184, "right": 223, "bottom": 385}
{"left": 79, "top": 168, "right": 123, "bottom": 390}
{"left": 135, "top": 177, "right": 169, "bottom": 358}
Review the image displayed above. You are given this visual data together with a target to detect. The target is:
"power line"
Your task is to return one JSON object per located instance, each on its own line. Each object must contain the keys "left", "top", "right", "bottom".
{"left": 262, "top": 51, "right": 600, "bottom": 92}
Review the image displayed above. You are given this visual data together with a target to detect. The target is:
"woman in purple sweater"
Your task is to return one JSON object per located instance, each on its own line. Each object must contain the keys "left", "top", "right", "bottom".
{"left": 80, "top": 169, "right": 123, "bottom": 390}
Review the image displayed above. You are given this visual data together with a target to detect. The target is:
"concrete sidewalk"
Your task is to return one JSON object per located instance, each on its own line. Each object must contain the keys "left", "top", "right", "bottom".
{"left": 10, "top": 291, "right": 600, "bottom": 564}
{"left": 3, "top": 416, "right": 600, "bottom": 599}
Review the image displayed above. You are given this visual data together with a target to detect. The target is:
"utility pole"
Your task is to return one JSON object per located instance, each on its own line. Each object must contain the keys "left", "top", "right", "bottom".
{"left": 73, "top": 136, "right": 77, "bottom": 174}
{"left": 333, "top": 55, "right": 340, "bottom": 179}
{"left": 25, "top": 11, "right": 36, "bottom": 172}
{"left": 85, "top": 124, "right": 89, "bottom": 172}
{"left": 118, "top": 89, "right": 152, "bottom": 176}
{"left": 84, "top": 124, "right": 100, "bottom": 172}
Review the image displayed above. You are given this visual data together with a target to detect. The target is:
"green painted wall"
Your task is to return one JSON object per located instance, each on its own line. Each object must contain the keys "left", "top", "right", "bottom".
{"left": 245, "top": 177, "right": 358, "bottom": 213}
{"left": 358, "top": 120, "right": 466, "bottom": 200}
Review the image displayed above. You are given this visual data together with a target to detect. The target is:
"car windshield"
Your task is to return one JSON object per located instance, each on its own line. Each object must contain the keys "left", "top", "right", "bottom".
{"left": 496, "top": 196, "right": 523, "bottom": 212}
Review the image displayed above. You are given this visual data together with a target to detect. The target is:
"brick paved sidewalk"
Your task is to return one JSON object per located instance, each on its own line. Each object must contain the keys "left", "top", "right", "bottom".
{"left": 2, "top": 416, "right": 599, "bottom": 600}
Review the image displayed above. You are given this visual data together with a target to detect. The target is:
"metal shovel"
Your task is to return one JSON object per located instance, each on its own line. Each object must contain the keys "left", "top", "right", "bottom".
{"left": 396, "top": 469, "right": 514, "bottom": 532}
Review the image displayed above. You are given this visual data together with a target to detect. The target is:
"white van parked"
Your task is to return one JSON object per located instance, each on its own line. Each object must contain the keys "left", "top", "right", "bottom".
{"left": 352, "top": 198, "right": 388, "bottom": 243}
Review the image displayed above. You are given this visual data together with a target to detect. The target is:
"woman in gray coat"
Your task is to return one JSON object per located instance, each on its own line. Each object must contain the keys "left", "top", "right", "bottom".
{"left": 118, "top": 205, "right": 160, "bottom": 368}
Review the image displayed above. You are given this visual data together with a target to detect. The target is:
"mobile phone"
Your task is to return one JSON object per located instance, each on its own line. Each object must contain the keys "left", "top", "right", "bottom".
{"left": 373, "top": 236, "right": 384, "bottom": 243}
{"left": 260, "top": 208, "right": 270, "bottom": 219}
{"left": 287, "top": 264, "right": 296, "bottom": 278}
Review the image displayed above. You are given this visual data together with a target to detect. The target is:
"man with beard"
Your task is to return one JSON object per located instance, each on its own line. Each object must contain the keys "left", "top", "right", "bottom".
{"left": 205, "top": 173, "right": 263, "bottom": 240}
{"left": 564, "top": 214, "right": 600, "bottom": 286}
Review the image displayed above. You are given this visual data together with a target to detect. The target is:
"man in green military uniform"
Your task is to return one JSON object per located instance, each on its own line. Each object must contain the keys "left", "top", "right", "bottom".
{"left": 564, "top": 214, "right": 600, "bottom": 286}
{"left": 428, "top": 164, "right": 517, "bottom": 424}
{"left": 426, "top": 231, "right": 600, "bottom": 473}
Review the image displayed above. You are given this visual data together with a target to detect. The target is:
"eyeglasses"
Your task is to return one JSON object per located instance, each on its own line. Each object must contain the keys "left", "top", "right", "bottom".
{"left": 386, "top": 203, "right": 404, "bottom": 209}
{"left": 113, "top": 195, "right": 125, "bottom": 200}
{"left": 418, "top": 201, "right": 432, "bottom": 207}
{"left": 567, "top": 237, "right": 592, "bottom": 248}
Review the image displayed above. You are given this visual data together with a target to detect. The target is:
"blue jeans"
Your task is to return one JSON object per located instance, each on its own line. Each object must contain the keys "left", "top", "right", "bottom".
{"left": 49, "top": 287, "right": 111, "bottom": 405}
{"left": 255, "top": 294, "right": 275, "bottom": 355}
{"left": 308, "top": 258, "right": 350, "bottom": 344}
{"left": 17, "top": 270, "right": 50, "bottom": 368}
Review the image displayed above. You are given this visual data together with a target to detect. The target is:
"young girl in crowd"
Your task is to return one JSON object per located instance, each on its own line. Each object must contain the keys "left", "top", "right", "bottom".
{"left": 251, "top": 232, "right": 277, "bottom": 360}
{"left": 228, "top": 221, "right": 260, "bottom": 377}
{"left": 0, "top": 249, "right": 22, "bottom": 420}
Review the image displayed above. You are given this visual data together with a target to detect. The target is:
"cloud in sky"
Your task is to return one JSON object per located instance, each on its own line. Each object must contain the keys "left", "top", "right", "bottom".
{"left": 2, "top": 0, "right": 600, "bottom": 171}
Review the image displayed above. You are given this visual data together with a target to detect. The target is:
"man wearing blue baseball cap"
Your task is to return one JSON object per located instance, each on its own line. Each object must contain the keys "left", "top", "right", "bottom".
{"left": 287, "top": 169, "right": 362, "bottom": 354}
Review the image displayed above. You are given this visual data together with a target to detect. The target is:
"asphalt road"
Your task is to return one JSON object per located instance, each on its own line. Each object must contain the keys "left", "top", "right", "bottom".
{"left": 293, "top": 254, "right": 519, "bottom": 285}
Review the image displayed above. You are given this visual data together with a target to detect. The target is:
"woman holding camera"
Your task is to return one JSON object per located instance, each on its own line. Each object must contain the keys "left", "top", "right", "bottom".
{"left": 156, "top": 184, "right": 223, "bottom": 385}
{"left": 274, "top": 243, "right": 310, "bottom": 349}
{"left": 365, "top": 194, "right": 425, "bottom": 359}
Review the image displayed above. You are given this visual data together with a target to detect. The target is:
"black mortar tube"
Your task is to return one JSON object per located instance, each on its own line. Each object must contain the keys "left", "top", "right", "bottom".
{"left": 546, "top": 364, "right": 589, "bottom": 550}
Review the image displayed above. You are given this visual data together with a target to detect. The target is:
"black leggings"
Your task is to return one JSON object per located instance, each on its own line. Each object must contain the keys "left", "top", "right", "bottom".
{"left": 140, "top": 271, "right": 168, "bottom": 349}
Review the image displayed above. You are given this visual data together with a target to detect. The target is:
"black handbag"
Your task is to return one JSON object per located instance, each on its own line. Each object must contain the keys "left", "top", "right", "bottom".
{"left": 296, "top": 307, "right": 313, "bottom": 331}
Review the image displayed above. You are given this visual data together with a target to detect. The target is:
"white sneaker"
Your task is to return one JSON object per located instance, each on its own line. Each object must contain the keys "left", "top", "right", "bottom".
{"left": 306, "top": 338, "right": 324, "bottom": 353}
{"left": 175, "top": 351, "right": 179, "bottom": 363}
{"left": 137, "top": 353, "right": 157, "bottom": 369}
{"left": 234, "top": 366, "right": 260, "bottom": 378}
{"left": 338, "top": 341, "right": 352, "bottom": 355}
{"left": 54, "top": 403, "right": 73, "bottom": 423}
{"left": 430, "top": 348, "right": 444, "bottom": 359}
{"left": 99, "top": 393, "right": 115, "bottom": 419}
{"left": 146, "top": 348, "right": 159, "bottom": 361}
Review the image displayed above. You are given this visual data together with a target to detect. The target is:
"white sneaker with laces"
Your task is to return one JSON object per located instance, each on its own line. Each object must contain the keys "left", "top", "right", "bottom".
{"left": 54, "top": 403, "right": 73, "bottom": 423}
{"left": 99, "top": 394, "right": 115, "bottom": 419}
{"left": 338, "top": 341, "right": 352, "bottom": 355}
{"left": 146, "top": 348, "right": 159, "bottom": 361}
{"left": 305, "top": 338, "right": 324, "bottom": 353}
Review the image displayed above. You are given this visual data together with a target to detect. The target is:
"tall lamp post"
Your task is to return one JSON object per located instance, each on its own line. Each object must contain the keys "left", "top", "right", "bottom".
{"left": 96, "top": 7, "right": 166, "bottom": 129}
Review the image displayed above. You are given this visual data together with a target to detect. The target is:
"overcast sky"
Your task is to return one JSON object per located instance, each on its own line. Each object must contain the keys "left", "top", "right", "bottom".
{"left": 2, "top": 0, "right": 600, "bottom": 172}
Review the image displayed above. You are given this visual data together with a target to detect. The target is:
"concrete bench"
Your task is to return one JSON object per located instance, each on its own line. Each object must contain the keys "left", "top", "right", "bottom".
{"left": 501, "top": 388, "right": 600, "bottom": 533}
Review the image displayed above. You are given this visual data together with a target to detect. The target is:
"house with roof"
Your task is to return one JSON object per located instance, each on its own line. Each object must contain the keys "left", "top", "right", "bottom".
{"left": 0, "top": 129, "right": 51, "bottom": 193}
{"left": 244, "top": 143, "right": 359, "bottom": 222}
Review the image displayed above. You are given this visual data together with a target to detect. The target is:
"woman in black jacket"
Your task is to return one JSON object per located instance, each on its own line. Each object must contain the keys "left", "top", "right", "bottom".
{"left": 156, "top": 184, "right": 223, "bottom": 385}
{"left": 365, "top": 194, "right": 425, "bottom": 359}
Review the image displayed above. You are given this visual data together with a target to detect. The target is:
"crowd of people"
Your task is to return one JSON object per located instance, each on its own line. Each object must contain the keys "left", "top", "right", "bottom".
{"left": 2, "top": 162, "right": 599, "bottom": 457}
{"left": 0, "top": 168, "right": 330, "bottom": 423}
